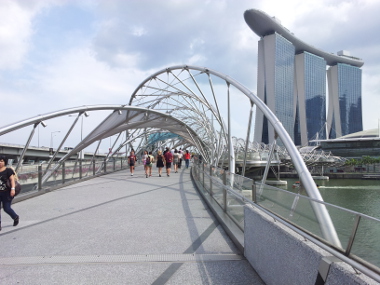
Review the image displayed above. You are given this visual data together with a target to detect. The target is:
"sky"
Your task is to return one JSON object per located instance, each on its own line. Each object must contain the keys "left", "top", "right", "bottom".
{"left": 1, "top": 0, "right": 380, "bottom": 148}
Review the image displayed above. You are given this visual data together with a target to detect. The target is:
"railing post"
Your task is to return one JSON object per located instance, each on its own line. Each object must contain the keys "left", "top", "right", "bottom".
{"left": 202, "top": 163, "right": 205, "bottom": 190}
{"left": 113, "top": 159, "right": 116, "bottom": 171}
{"left": 93, "top": 160, "right": 96, "bottom": 176}
{"left": 103, "top": 158, "right": 107, "bottom": 173}
{"left": 252, "top": 180, "right": 256, "bottom": 203}
{"left": 79, "top": 160, "right": 82, "bottom": 179}
{"left": 62, "top": 162, "right": 65, "bottom": 184}
{"left": 345, "top": 214, "right": 361, "bottom": 256}
{"left": 223, "top": 170, "right": 227, "bottom": 212}
{"left": 121, "top": 157, "right": 123, "bottom": 169}
{"left": 209, "top": 165, "right": 213, "bottom": 196}
{"left": 38, "top": 165, "right": 42, "bottom": 190}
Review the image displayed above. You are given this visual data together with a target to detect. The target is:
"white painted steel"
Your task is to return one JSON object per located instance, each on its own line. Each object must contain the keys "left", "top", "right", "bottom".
{"left": 129, "top": 65, "right": 341, "bottom": 247}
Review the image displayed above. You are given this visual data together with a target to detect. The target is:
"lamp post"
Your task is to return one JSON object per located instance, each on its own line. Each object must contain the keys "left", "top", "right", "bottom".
{"left": 69, "top": 112, "right": 89, "bottom": 160}
{"left": 50, "top": 131, "right": 60, "bottom": 148}
{"left": 50, "top": 131, "right": 60, "bottom": 156}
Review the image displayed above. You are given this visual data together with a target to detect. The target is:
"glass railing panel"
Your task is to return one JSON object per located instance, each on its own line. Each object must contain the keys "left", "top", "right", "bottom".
{"left": 350, "top": 215, "right": 380, "bottom": 269}
{"left": 191, "top": 166, "right": 380, "bottom": 271}
{"left": 226, "top": 191, "right": 245, "bottom": 230}
{"left": 44, "top": 167, "right": 63, "bottom": 188}
{"left": 256, "top": 183, "right": 359, "bottom": 251}
{"left": 256, "top": 183, "right": 324, "bottom": 238}
{"left": 81, "top": 162, "right": 92, "bottom": 178}
{"left": 17, "top": 169, "right": 39, "bottom": 194}
{"left": 232, "top": 174, "right": 253, "bottom": 201}
{"left": 64, "top": 165, "right": 77, "bottom": 183}
{"left": 211, "top": 177, "right": 225, "bottom": 207}
{"left": 203, "top": 171, "right": 211, "bottom": 195}
{"left": 115, "top": 160, "right": 121, "bottom": 170}
{"left": 256, "top": 183, "right": 299, "bottom": 219}
{"left": 320, "top": 203, "right": 357, "bottom": 251}
{"left": 213, "top": 167, "right": 225, "bottom": 181}
{"left": 106, "top": 161, "right": 113, "bottom": 172}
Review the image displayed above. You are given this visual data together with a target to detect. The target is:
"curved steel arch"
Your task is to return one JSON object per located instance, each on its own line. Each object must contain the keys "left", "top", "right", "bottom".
{"left": 129, "top": 64, "right": 341, "bottom": 247}
{"left": 0, "top": 105, "right": 206, "bottom": 184}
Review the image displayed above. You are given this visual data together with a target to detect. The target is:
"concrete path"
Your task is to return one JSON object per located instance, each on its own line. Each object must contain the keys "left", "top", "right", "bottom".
{"left": 0, "top": 165, "right": 264, "bottom": 284}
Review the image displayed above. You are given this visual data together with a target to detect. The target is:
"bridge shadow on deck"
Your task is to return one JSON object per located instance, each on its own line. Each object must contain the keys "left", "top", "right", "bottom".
{"left": 0, "top": 166, "right": 264, "bottom": 284}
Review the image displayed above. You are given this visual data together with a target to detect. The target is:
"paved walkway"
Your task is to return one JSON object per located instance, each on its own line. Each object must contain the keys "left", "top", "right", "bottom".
{"left": 0, "top": 165, "right": 264, "bottom": 284}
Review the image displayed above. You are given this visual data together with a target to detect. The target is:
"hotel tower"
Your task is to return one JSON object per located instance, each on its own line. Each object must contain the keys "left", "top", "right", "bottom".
{"left": 244, "top": 9, "right": 364, "bottom": 145}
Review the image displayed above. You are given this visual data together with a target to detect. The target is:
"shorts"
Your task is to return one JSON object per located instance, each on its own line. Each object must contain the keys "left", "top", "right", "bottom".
{"left": 166, "top": 162, "right": 172, "bottom": 169}
{"left": 129, "top": 163, "right": 135, "bottom": 167}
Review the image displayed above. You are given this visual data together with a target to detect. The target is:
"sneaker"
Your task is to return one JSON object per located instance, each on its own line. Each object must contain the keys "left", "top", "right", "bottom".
{"left": 131, "top": 174, "right": 133, "bottom": 176}
{"left": 13, "top": 216, "right": 19, "bottom": 227}
{"left": 146, "top": 174, "right": 148, "bottom": 178}
{"left": 159, "top": 174, "right": 161, "bottom": 177}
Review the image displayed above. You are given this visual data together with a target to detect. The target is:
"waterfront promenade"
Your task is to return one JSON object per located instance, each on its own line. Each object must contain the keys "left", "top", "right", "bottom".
{"left": 0, "top": 165, "right": 264, "bottom": 284}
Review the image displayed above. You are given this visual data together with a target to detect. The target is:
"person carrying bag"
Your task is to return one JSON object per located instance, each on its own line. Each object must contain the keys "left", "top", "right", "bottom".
{"left": 0, "top": 155, "right": 20, "bottom": 231}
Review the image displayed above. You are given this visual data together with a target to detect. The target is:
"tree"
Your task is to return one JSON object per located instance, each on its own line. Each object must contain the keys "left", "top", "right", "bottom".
{"left": 360, "top": 156, "right": 376, "bottom": 173}
{"left": 344, "top": 158, "right": 358, "bottom": 172}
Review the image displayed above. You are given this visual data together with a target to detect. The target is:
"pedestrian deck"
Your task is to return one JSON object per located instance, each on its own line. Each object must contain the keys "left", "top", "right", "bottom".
{"left": 0, "top": 165, "right": 264, "bottom": 284}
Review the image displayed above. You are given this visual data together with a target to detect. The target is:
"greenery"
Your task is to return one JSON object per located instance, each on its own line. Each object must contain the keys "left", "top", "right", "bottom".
{"left": 344, "top": 156, "right": 380, "bottom": 172}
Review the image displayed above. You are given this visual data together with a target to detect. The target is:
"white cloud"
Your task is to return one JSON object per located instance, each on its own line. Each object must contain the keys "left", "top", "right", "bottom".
{"left": 0, "top": 0, "right": 35, "bottom": 69}
{"left": 1, "top": 0, "right": 380, "bottom": 140}
{"left": 37, "top": 47, "right": 147, "bottom": 107}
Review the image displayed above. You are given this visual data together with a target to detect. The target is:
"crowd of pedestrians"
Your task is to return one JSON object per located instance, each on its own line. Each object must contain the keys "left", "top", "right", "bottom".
{"left": 127, "top": 147, "right": 192, "bottom": 178}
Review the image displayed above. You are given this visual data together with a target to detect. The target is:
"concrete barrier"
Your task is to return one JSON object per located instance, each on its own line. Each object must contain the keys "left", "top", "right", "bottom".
{"left": 244, "top": 204, "right": 379, "bottom": 285}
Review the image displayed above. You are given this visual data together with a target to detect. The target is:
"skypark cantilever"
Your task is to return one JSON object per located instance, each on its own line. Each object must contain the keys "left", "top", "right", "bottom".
{"left": 244, "top": 9, "right": 364, "bottom": 67}
{"left": 245, "top": 9, "right": 364, "bottom": 145}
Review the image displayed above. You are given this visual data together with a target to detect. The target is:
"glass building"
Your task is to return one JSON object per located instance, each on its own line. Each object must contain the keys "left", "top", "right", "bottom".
{"left": 327, "top": 64, "right": 362, "bottom": 138}
{"left": 255, "top": 33, "right": 295, "bottom": 144}
{"left": 245, "top": 9, "right": 364, "bottom": 146}
{"left": 295, "top": 52, "right": 327, "bottom": 145}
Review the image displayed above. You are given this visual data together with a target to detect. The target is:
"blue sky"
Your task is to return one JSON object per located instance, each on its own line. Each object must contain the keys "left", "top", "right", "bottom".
{"left": 1, "top": 0, "right": 380, "bottom": 148}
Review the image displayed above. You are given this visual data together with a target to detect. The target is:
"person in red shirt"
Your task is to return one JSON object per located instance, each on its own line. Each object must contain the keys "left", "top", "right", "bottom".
{"left": 183, "top": 150, "right": 191, "bottom": 168}
{"left": 164, "top": 150, "right": 173, "bottom": 177}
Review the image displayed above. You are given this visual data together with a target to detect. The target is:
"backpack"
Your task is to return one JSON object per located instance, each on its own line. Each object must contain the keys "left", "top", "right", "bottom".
{"left": 146, "top": 155, "right": 151, "bottom": 164}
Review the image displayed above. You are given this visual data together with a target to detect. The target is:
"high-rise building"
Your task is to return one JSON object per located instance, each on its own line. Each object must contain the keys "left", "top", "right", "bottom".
{"left": 295, "top": 52, "right": 327, "bottom": 145}
{"left": 256, "top": 33, "right": 295, "bottom": 144}
{"left": 244, "top": 9, "right": 364, "bottom": 145}
{"left": 327, "top": 63, "right": 362, "bottom": 139}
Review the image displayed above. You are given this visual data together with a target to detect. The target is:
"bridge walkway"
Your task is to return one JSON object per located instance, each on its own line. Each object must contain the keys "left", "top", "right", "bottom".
{"left": 0, "top": 165, "right": 264, "bottom": 284}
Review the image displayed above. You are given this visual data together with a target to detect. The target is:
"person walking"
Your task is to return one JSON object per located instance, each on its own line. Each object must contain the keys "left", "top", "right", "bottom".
{"left": 147, "top": 151, "right": 154, "bottom": 177}
{"left": 164, "top": 150, "right": 173, "bottom": 176}
{"left": 0, "top": 155, "right": 19, "bottom": 231}
{"left": 178, "top": 148, "right": 183, "bottom": 169}
{"left": 183, "top": 150, "right": 191, "bottom": 169}
{"left": 128, "top": 150, "right": 137, "bottom": 176}
{"left": 173, "top": 149, "right": 179, "bottom": 173}
{"left": 142, "top": 150, "right": 149, "bottom": 178}
{"left": 156, "top": 150, "right": 165, "bottom": 177}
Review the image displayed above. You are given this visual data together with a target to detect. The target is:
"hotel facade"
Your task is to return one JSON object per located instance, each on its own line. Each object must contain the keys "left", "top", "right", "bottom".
{"left": 244, "top": 9, "right": 364, "bottom": 146}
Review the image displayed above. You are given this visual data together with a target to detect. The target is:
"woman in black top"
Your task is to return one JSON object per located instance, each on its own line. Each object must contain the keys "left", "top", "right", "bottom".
{"left": 0, "top": 155, "right": 19, "bottom": 231}
{"left": 156, "top": 150, "right": 165, "bottom": 177}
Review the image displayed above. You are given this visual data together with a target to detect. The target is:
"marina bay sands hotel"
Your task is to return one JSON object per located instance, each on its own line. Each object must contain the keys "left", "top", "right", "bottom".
{"left": 244, "top": 9, "right": 364, "bottom": 146}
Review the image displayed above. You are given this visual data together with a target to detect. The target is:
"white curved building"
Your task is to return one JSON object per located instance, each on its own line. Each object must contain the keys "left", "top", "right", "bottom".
{"left": 244, "top": 9, "right": 364, "bottom": 145}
